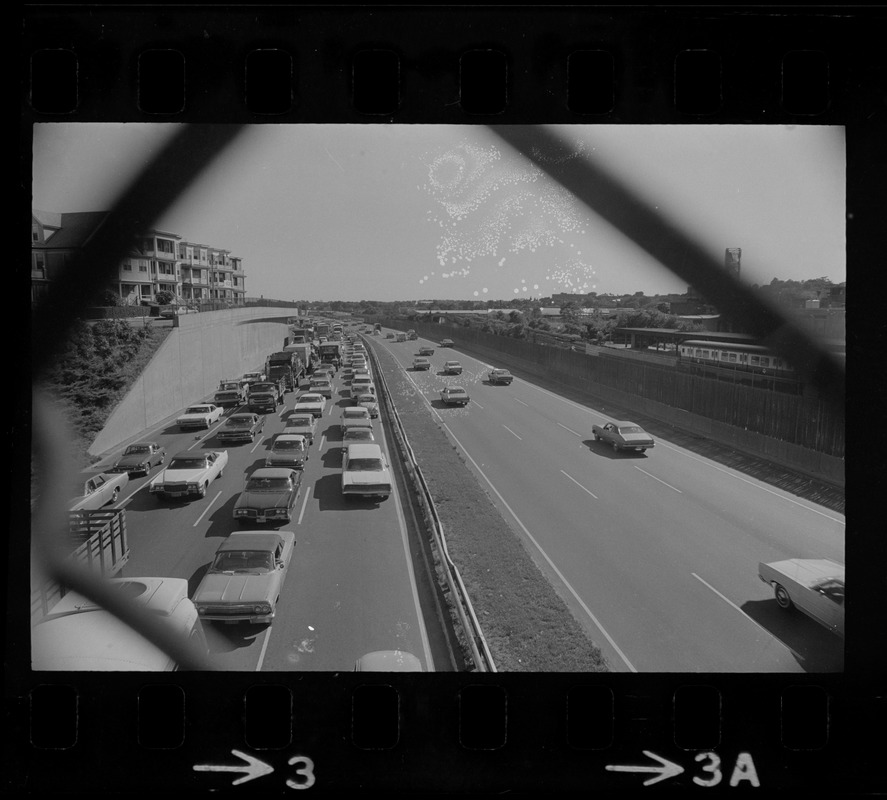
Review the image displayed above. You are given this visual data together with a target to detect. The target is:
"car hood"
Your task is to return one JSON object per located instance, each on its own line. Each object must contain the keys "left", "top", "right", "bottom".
{"left": 194, "top": 572, "right": 278, "bottom": 603}
{"left": 235, "top": 491, "right": 293, "bottom": 510}
{"left": 153, "top": 467, "right": 207, "bottom": 484}
{"left": 178, "top": 412, "right": 210, "bottom": 421}
{"left": 295, "top": 401, "right": 322, "bottom": 409}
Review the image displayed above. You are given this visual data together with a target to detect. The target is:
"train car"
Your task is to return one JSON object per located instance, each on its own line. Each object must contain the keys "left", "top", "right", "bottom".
{"left": 677, "top": 339, "right": 795, "bottom": 376}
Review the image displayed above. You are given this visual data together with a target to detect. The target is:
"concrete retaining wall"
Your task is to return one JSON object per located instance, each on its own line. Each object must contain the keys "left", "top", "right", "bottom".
{"left": 89, "top": 308, "right": 292, "bottom": 456}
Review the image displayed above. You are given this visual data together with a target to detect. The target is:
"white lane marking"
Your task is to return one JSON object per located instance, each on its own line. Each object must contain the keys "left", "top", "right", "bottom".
{"left": 441, "top": 423, "right": 637, "bottom": 672}
{"left": 250, "top": 435, "right": 266, "bottom": 453}
{"left": 514, "top": 397, "right": 529, "bottom": 406}
{"left": 502, "top": 425, "right": 522, "bottom": 440}
{"left": 691, "top": 573, "right": 797, "bottom": 655}
{"left": 471, "top": 400, "right": 484, "bottom": 410}
{"left": 560, "top": 470, "right": 598, "bottom": 499}
{"left": 297, "top": 484, "right": 311, "bottom": 525}
{"left": 255, "top": 626, "right": 273, "bottom": 672}
{"left": 193, "top": 490, "right": 223, "bottom": 526}
{"left": 557, "top": 422, "right": 583, "bottom": 437}
{"left": 634, "top": 466, "right": 683, "bottom": 493}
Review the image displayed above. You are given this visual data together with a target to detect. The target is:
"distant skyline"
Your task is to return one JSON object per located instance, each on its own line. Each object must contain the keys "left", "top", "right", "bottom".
{"left": 31, "top": 124, "right": 846, "bottom": 301}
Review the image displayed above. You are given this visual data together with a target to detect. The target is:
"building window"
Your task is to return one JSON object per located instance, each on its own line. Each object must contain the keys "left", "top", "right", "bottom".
{"left": 157, "top": 239, "right": 175, "bottom": 254}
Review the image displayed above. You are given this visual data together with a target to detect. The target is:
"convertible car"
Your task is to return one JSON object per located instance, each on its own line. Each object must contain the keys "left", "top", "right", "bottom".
{"left": 591, "top": 421, "right": 655, "bottom": 454}
{"left": 758, "top": 558, "right": 845, "bottom": 638}
{"left": 192, "top": 530, "right": 297, "bottom": 624}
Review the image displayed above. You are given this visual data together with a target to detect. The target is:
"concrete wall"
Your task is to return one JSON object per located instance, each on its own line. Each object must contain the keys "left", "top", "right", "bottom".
{"left": 89, "top": 308, "right": 292, "bottom": 456}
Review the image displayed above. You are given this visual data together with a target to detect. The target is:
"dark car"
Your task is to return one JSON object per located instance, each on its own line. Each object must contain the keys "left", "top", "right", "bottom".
{"left": 591, "top": 421, "right": 655, "bottom": 454}
{"left": 487, "top": 368, "right": 514, "bottom": 385}
{"left": 218, "top": 412, "right": 265, "bottom": 443}
{"left": 233, "top": 468, "right": 303, "bottom": 525}
{"left": 111, "top": 441, "right": 166, "bottom": 475}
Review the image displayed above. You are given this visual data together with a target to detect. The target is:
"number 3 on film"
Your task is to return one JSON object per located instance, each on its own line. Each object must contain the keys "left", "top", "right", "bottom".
{"left": 694, "top": 752, "right": 759, "bottom": 788}
{"left": 286, "top": 755, "right": 316, "bottom": 790}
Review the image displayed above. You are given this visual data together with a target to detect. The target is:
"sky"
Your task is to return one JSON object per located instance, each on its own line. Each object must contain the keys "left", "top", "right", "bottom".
{"left": 31, "top": 123, "right": 846, "bottom": 302}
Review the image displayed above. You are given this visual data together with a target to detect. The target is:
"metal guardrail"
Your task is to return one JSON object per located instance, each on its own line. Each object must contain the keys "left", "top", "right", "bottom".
{"left": 361, "top": 334, "right": 497, "bottom": 673}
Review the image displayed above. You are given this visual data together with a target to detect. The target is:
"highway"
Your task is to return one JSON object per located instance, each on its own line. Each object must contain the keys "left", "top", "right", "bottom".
{"left": 366, "top": 329, "right": 845, "bottom": 673}
{"left": 106, "top": 360, "right": 435, "bottom": 672}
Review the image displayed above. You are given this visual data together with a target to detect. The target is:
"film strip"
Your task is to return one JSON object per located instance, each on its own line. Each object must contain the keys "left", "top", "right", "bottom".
{"left": 16, "top": 5, "right": 883, "bottom": 796}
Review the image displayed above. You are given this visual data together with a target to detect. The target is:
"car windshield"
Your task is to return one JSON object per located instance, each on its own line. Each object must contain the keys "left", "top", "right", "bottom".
{"left": 619, "top": 426, "right": 645, "bottom": 434}
{"left": 358, "top": 395, "right": 375, "bottom": 403}
{"left": 344, "top": 409, "right": 368, "bottom": 418}
{"left": 211, "top": 550, "right": 274, "bottom": 574}
{"left": 124, "top": 445, "right": 150, "bottom": 454}
{"left": 246, "top": 477, "right": 292, "bottom": 491}
{"left": 288, "top": 416, "right": 312, "bottom": 426}
{"left": 169, "top": 457, "right": 207, "bottom": 469}
{"left": 347, "top": 458, "right": 384, "bottom": 472}
{"left": 345, "top": 430, "right": 373, "bottom": 441}
{"left": 299, "top": 395, "right": 322, "bottom": 403}
{"left": 227, "top": 417, "right": 253, "bottom": 426}
{"left": 273, "top": 441, "right": 303, "bottom": 451}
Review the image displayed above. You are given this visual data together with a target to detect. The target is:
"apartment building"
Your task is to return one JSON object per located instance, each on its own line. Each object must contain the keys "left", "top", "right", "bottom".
{"left": 31, "top": 210, "right": 246, "bottom": 306}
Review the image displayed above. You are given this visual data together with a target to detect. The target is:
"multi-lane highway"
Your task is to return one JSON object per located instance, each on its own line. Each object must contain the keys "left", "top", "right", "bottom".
{"left": 104, "top": 352, "right": 435, "bottom": 672}
{"left": 366, "top": 329, "right": 845, "bottom": 673}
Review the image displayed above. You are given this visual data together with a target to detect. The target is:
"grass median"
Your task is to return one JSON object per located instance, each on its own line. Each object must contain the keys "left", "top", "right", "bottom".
{"left": 369, "top": 339, "right": 609, "bottom": 672}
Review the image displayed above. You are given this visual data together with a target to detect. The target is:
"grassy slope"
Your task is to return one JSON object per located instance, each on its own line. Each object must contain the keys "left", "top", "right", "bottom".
{"left": 370, "top": 338, "right": 609, "bottom": 672}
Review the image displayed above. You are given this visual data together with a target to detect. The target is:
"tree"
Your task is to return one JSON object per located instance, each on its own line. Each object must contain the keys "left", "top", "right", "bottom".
{"left": 155, "top": 290, "right": 174, "bottom": 305}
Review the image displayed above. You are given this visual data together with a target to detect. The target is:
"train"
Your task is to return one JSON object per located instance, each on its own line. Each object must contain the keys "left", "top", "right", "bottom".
{"left": 676, "top": 338, "right": 845, "bottom": 395}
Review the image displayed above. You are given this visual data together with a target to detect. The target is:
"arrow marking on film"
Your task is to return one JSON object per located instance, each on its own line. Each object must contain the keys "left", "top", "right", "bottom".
{"left": 605, "top": 750, "right": 684, "bottom": 786}
{"left": 193, "top": 749, "right": 274, "bottom": 785}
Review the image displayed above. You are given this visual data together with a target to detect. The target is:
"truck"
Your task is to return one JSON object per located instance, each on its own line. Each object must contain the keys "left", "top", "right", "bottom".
{"left": 248, "top": 379, "right": 285, "bottom": 413}
{"left": 69, "top": 472, "right": 130, "bottom": 512}
{"left": 317, "top": 342, "right": 342, "bottom": 364}
{"left": 214, "top": 379, "right": 248, "bottom": 408}
{"left": 265, "top": 351, "right": 304, "bottom": 392}
{"left": 315, "top": 322, "right": 330, "bottom": 339}
{"left": 290, "top": 327, "right": 312, "bottom": 343}
{"left": 407, "top": 329, "right": 418, "bottom": 340}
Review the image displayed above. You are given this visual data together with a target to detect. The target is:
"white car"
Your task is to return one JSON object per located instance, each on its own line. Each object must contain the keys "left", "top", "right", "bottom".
{"left": 294, "top": 392, "right": 326, "bottom": 418}
{"left": 341, "top": 406, "right": 373, "bottom": 433}
{"left": 176, "top": 403, "right": 223, "bottom": 430}
{"left": 283, "top": 413, "right": 317, "bottom": 445}
{"left": 341, "top": 443, "right": 392, "bottom": 500}
{"left": 308, "top": 378, "right": 334, "bottom": 399}
{"left": 351, "top": 377, "right": 373, "bottom": 398}
{"left": 758, "top": 558, "right": 845, "bottom": 638}
{"left": 355, "top": 393, "right": 380, "bottom": 418}
{"left": 150, "top": 450, "right": 229, "bottom": 499}
{"left": 342, "top": 427, "right": 376, "bottom": 447}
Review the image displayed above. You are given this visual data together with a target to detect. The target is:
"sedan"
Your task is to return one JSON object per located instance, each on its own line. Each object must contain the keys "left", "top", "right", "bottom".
{"left": 355, "top": 393, "right": 380, "bottom": 418}
{"left": 176, "top": 403, "right": 223, "bottom": 430}
{"left": 342, "top": 427, "right": 376, "bottom": 447}
{"left": 486, "top": 369, "right": 513, "bottom": 385}
{"left": 111, "top": 442, "right": 166, "bottom": 475}
{"left": 265, "top": 434, "right": 309, "bottom": 469}
{"left": 217, "top": 412, "right": 265, "bottom": 444}
{"left": 283, "top": 413, "right": 317, "bottom": 445}
{"left": 591, "top": 421, "right": 655, "bottom": 454}
{"left": 149, "top": 450, "right": 228, "bottom": 499}
{"left": 341, "top": 406, "right": 373, "bottom": 433}
{"left": 440, "top": 386, "right": 470, "bottom": 406}
{"left": 308, "top": 378, "right": 334, "bottom": 399}
{"left": 294, "top": 392, "right": 326, "bottom": 419}
{"left": 233, "top": 468, "right": 303, "bottom": 525}
{"left": 412, "top": 358, "right": 432, "bottom": 371}
{"left": 442, "top": 360, "right": 463, "bottom": 375}
{"left": 418, "top": 346, "right": 435, "bottom": 356}
{"left": 439, "top": 339, "right": 454, "bottom": 348}
{"left": 758, "top": 559, "right": 845, "bottom": 638}
{"left": 192, "top": 530, "right": 296, "bottom": 624}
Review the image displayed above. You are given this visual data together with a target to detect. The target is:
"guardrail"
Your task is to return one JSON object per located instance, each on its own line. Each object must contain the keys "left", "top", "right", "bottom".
{"left": 361, "top": 334, "right": 496, "bottom": 673}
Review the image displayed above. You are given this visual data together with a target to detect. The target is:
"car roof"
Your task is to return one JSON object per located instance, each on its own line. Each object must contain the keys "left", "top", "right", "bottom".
{"left": 614, "top": 420, "right": 641, "bottom": 427}
{"left": 274, "top": 434, "right": 306, "bottom": 442}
